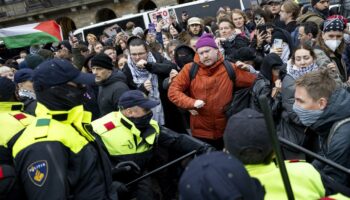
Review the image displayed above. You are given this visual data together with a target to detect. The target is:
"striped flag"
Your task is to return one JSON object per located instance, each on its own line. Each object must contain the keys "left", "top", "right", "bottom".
{"left": 0, "top": 20, "right": 62, "bottom": 49}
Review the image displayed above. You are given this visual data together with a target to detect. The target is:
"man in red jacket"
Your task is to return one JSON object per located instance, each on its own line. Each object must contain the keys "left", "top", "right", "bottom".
{"left": 168, "top": 33, "right": 256, "bottom": 149}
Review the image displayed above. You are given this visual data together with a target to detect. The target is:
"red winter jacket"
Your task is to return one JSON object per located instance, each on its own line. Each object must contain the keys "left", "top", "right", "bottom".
{"left": 168, "top": 53, "right": 256, "bottom": 139}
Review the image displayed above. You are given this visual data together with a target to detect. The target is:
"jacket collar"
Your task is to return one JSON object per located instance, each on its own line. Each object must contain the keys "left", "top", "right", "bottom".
{"left": 0, "top": 102, "right": 24, "bottom": 112}
{"left": 35, "top": 103, "right": 91, "bottom": 125}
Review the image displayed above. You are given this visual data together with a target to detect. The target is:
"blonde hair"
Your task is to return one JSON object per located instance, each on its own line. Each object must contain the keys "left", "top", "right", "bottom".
{"left": 86, "top": 33, "right": 97, "bottom": 41}
{"left": 231, "top": 9, "right": 247, "bottom": 26}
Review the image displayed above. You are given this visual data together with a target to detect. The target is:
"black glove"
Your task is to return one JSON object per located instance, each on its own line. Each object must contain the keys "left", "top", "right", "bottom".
{"left": 112, "top": 161, "right": 141, "bottom": 181}
{"left": 113, "top": 181, "right": 129, "bottom": 199}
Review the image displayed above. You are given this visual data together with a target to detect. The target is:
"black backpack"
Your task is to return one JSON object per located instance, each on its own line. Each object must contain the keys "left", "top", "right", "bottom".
{"left": 189, "top": 60, "right": 252, "bottom": 118}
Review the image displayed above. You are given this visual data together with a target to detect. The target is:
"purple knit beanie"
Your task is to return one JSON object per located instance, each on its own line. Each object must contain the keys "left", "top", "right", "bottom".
{"left": 195, "top": 33, "right": 218, "bottom": 50}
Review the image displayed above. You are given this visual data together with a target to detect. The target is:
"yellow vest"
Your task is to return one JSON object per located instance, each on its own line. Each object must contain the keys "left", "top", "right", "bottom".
{"left": 91, "top": 112, "right": 159, "bottom": 156}
{"left": 246, "top": 161, "right": 326, "bottom": 200}
{"left": 327, "top": 193, "right": 350, "bottom": 200}
{"left": 12, "top": 103, "right": 94, "bottom": 158}
{"left": 0, "top": 102, "right": 34, "bottom": 147}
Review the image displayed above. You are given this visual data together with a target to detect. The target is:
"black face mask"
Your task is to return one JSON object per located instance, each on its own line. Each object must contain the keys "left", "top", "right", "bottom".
{"left": 36, "top": 84, "right": 86, "bottom": 110}
{"left": 319, "top": 8, "right": 329, "bottom": 17}
{"left": 128, "top": 112, "right": 153, "bottom": 130}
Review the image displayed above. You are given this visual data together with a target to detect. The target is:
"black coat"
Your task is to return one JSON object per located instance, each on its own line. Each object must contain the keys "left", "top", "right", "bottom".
{"left": 250, "top": 53, "right": 283, "bottom": 118}
{"left": 221, "top": 35, "right": 250, "bottom": 62}
{"left": 97, "top": 70, "right": 129, "bottom": 117}
{"left": 312, "top": 89, "right": 350, "bottom": 187}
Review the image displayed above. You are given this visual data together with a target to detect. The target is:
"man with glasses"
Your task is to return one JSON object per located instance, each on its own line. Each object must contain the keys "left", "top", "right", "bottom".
{"left": 91, "top": 53, "right": 129, "bottom": 116}
{"left": 122, "top": 37, "right": 176, "bottom": 126}
{"left": 297, "top": 0, "right": 329, "bottom": 26}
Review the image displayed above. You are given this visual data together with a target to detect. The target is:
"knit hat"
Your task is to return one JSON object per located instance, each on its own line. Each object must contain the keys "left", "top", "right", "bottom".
{"left": 311, "top": 0, "right": 320, "bottom": 6}
{"left": 179, "top": 151, "right": 265, "bottom": 200}
{"left": 322, "top": 18, "right": 346, "bottom": 32}
{"left": 195, "top": 33, "right": 218, "bottom": 50}
{"left": 91, "top": 53, "right": 114, "bottom": 70}
{"left": 0, "top": 77, "right": 16, "bottom": 101}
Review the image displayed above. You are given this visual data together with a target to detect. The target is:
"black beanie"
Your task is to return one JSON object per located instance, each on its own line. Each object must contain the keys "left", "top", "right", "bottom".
{"left": 0, "top": 77, "right": 16, "bottom": 101}
{"left": 91, "top": 53, "right": 114, "bottom": 70}
{"left": 311, "top": 0, "right": 320, "bottom": 6}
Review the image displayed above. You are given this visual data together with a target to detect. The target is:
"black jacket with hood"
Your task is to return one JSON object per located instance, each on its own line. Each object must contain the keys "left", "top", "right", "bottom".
{"left": 97, "top": 70, "right": 129, "bottom": 117}
{"left": 311, "top": 88, "right": 350, "bottom": 187}
{"left": 251, "top": 53, "right": 284, "bottom": 119}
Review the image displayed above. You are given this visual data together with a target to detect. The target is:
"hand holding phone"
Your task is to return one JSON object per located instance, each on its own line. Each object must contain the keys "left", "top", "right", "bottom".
{"left": 273, "top": 39, "right": 283, "bottom": 49}
{"left": 156, "top": 15, "right": 162, "bottom": 22}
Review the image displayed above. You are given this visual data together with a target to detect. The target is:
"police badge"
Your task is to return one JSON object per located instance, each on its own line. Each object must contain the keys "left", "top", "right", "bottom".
{"left": 27, "top": 160, "right": 48, "bottom": 187}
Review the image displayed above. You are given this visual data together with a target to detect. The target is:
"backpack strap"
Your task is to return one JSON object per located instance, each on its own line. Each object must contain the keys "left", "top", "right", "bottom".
{"left": 190, "top": 60, "right": 236, "bottom": 84}
{"left": 189, "top": 62, "right": 199, "bottom": 81}
{"left": 327, "top": 117, "right": 350, "bottom": 149}
{"left": 223, "top": 60, "right": 237, "bottom": 91}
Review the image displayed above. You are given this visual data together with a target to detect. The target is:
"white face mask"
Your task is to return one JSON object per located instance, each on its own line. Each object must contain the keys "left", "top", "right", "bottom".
{"left": 325, "top": 39, "right": 342, "bottom": 52}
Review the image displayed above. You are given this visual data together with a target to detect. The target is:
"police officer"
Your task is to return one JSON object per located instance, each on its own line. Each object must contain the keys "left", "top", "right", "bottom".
{"left": 7, "top": 59, "right": 117, "bottom": 200}
{"left": 223, "top": 109, "right": 326, "bottom": 199}
{"left": 0, "top": 77, "right": 34, "bottom": 199}
{"left": 91, "top": 90, "right": 214, "bottom": 199}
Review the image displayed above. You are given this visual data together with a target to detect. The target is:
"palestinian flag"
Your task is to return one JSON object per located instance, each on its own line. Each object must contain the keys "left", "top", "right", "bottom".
{"left": 0, "top": 20, "right": 62, "bottom": 49}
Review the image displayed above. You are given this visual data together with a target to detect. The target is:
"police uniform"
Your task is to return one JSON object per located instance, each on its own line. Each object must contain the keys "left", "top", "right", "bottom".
{"left": 6, "top": 59, "right": 118, "bottom": 200}
{"left": 9, "top": 103, "right": 117, "bottom": 200}
{"left": 0, "top": 102, "right": 34, "bottom": 199}
{"left": 0, "top": 102, "right": 34, "bottom": 165}
{"left": 245, "top": 160, "right": 326, "bottom": 199}
{"left": 91, "top": 111, "right": 159, "bottom": 168}
{"left": 91, "top": 90, "right": 214, "bottom": 199}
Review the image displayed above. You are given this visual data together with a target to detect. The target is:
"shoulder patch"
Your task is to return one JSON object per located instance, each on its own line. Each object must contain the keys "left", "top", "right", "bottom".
{"left": 36, "top": 119, "right": 50, "bottom": 127}
{"left": 288, "top": 159, "right": 305, "bottom": 163}
{"left": 13, "top": 113, "right": 27, "bottom": 120}
{"left": 104, "top": 121, "right": 116, "bottom": 131}
{"left": 27, "top": 160, "right": 48, "bottom": 187}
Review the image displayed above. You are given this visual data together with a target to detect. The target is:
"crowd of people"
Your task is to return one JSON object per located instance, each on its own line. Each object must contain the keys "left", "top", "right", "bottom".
{"left": 1, "top": 0, "right": 350, "bottom": 199}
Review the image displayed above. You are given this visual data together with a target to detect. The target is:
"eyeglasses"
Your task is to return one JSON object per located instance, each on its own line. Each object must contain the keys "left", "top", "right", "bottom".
{"left": 130, "top": 52, "right": 147, "bottom": 57}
